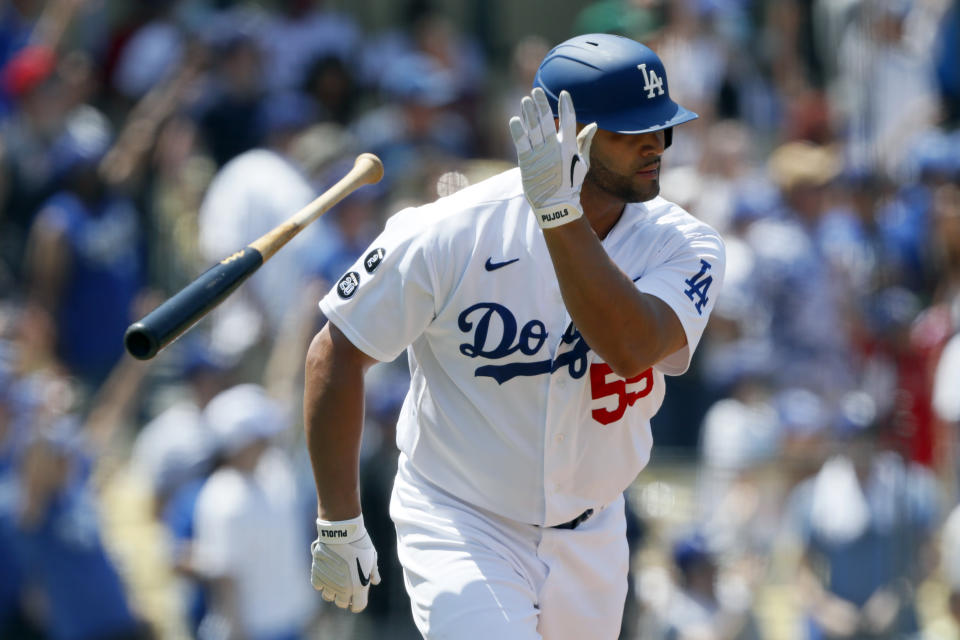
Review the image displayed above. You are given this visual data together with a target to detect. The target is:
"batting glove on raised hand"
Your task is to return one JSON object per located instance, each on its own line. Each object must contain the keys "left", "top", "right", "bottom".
{"left": 310, "top": 514, "right": 381, "bottom": 613}
{"left": 509, "top": 88, "right": 598, "bottom": 229}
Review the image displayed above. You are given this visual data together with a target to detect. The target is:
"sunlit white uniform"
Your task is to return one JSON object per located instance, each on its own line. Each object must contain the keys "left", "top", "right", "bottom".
{"left": 319, "top": 168, "right": 724, "bottom": 639}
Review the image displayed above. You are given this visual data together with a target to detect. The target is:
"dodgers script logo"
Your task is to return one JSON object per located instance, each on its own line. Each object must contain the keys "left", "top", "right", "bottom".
{"left": 457, "top": 302, "right": 590, "bottom": 384}
{"left": 457, "top": 302, "right": 656, "bottom": 425}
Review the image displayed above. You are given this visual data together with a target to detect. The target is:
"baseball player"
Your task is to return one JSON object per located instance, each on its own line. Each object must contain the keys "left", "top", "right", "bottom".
{"left": 304, "top": 33, "right": 725, "bottom": 639}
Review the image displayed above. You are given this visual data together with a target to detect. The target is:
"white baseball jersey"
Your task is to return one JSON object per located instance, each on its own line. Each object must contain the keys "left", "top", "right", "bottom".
{"left": 320, "top": 168, "right": 724, "bottom": 527}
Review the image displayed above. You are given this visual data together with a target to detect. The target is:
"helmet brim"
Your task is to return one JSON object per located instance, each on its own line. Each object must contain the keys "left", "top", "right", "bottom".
{"left": 580, "top": 100, "right": 699, "bottom": 135}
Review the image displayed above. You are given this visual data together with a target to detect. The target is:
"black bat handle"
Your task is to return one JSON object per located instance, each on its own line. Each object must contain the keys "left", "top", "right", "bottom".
{"left": 124, "top": 247, "right": 264, "bottom": 360}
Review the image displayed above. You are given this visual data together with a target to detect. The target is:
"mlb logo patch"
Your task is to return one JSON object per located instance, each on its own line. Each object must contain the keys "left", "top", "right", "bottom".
{"left": 337, "top": 271, "right": 361, "bottom": 299}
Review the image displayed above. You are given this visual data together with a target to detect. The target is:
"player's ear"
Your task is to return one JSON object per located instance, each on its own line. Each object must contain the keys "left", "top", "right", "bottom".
{"left": 576, "top": 123, "right": 598, "bottom": 161}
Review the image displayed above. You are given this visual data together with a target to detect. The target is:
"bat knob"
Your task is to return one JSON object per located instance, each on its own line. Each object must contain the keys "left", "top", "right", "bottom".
{"left": 124, "top": 322, "right": 160, "bottom": 360}
{"left": 356, "top": 153, "right": 384, "bottom": 184}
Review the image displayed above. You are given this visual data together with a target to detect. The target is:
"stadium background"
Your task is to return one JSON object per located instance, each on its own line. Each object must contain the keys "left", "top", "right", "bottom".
{"left": 1, "top": 0, "right": 959, "bottom": 638}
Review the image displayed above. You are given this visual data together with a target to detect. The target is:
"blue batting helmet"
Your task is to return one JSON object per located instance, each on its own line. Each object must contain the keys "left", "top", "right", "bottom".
{"left": 533, "top": 34, "right": 697, "bottom": 145}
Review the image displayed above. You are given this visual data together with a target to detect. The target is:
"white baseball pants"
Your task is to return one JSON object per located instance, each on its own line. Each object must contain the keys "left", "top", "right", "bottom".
{"left": 389, "top": 455, "right": 629, "bottom": 640}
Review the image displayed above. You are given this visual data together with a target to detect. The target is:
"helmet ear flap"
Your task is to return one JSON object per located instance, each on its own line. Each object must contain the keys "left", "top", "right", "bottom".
{"left": 664, "top": 127, "right": 673, "bottom": 148}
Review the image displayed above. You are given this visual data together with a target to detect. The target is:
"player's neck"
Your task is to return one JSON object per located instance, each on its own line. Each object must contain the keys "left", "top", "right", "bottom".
{"left": 580, "top": 179, "right": 626, "bottom": 240}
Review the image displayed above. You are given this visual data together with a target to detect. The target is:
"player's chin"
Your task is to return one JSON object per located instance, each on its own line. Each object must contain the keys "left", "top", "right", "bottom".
{"left": 632, "top": 179, "right": 660, "bottom": 203}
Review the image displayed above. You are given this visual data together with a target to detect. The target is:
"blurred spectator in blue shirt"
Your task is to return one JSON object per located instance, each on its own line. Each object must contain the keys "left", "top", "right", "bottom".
{"left": 196, "top": 29, "right": 267, "bottom": 169}
{"left": 353, "top": 52, "right": 473, "bottom": 193}
{"left": 660, "top": 532, "right": 762, "bottom": 640}
{"left": 24, "top": 107, "right": 145, "bottom": 389}
{"left": 260, "top": 0, "right": 360, "bottom": 93}
{"left": 749, "top": 141, "right": 855, "bottom": 404}
{"left": 0, "top": 44, "right": 68, "bottom": 282}
{"left": 0, "top": 1, "right": 36, "bottom": 69}
{"left": 12, "top": 415, "right": 149, "bottom": 640}
{"left": 785, "top": 425, "right": 938, "bottom": 640}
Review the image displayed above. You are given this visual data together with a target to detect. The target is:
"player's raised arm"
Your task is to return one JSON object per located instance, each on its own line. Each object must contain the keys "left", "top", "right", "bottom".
{"left": 509, "top": 89, "right": 680, "bottom": 378}
{"left": 509, "top": 39, "right": 720, "bottom": 379}
{"left": 303, "top": 322, "right": 381, "bottom": 612}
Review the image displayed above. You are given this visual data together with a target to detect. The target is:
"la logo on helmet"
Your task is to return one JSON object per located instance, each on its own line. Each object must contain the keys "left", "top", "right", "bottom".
{"left": 637, "top": 63, "right": 664, "bottom": 99}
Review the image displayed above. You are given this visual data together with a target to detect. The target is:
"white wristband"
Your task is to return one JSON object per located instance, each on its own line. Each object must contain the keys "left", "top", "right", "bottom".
{"left": 534, "top": 203, "right": 583, "bottom": 228}
{"left": 315, "top": 514, "right": 366, "bottom": 544}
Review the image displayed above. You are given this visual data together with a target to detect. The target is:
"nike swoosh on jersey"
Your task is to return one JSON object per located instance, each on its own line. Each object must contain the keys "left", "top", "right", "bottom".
{"left": 356, "top": 558, "right": 370, "bottom": 587}
{"left": 484, "top": 257, "right": 520, "bottom": 271}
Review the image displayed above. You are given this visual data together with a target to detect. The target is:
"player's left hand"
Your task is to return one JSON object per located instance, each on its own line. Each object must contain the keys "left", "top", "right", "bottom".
{"left": 310, "top": 514, "right": 381, "bottom": 613}
{"left": 509, "top": 88, "right": 597, "bottom": 229}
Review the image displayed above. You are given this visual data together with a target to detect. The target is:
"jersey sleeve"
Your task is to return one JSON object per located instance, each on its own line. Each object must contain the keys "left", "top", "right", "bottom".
{"left": 319, "top": 207, "right": 438, "bottom": 362}
{"left": 635, "top": 229, "right": 725, "bottom": 375}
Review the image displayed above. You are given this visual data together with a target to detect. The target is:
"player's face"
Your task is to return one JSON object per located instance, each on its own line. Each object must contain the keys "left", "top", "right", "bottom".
{"left": 585, "top": 129, "right": 665, "bottom": 203}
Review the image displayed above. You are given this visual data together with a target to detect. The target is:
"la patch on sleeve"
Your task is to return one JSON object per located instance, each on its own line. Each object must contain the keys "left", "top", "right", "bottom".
{"left": 683, "top": 259, "right": 713, "bottom": 315}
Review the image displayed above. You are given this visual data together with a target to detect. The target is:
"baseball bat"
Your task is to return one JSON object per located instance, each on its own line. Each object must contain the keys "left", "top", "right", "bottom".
{"left": 123, "top": 153, "right": 384, "bottom": 360}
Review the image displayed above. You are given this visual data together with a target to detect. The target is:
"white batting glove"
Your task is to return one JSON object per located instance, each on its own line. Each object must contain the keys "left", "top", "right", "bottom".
{"left": 310, "top": 514, "right": 381, "bottom": 613}
{"left": 509, "top": 88, "right": 598, "bottom": 229}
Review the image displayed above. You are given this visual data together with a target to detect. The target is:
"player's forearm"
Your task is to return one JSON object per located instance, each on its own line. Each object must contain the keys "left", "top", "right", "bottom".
{"left": 304, "top": 323, "right": 368, "bottom": 520}
{"left": 542, "top": 217, "right": 684, "bottom": 377}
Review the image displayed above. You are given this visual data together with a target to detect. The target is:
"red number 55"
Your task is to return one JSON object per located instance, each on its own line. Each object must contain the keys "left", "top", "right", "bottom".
{"left": 590, "top": 363, "right": 654, "bottom": 425}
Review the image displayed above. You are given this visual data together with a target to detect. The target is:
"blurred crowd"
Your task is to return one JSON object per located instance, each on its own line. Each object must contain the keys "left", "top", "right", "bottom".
{"left": 0, "top": 0, "right": 958, "bottom": 639}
